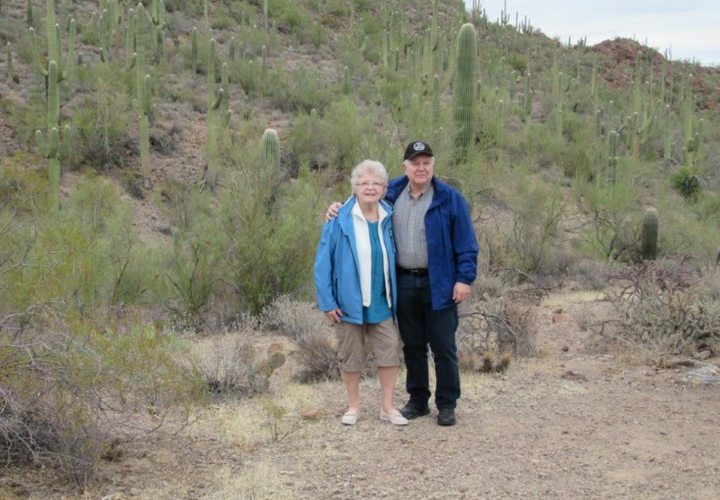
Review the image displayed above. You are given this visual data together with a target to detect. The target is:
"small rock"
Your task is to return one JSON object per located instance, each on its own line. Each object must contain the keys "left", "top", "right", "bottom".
{"left": 693, "top": 350, "right": 712, "bottom": 361}
{"left": 561, "top": 370, "right": 588, "bottom": 382}
{"left": 561, "top": 346, "right": 569, "bottom": 352}
{"left": 301, "top": 409, "right": 321, "bottom": 421}
{"left": 685, "top": 365, "right": 720, "bottom": 386}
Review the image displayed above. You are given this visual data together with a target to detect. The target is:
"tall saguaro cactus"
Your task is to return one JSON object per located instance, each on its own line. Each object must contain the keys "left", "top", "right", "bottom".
{"left": 262, "top": 128, "right": 280, "bottom": 170}
{"left": 29, "top": 0, "right": 76, "bottom": 83}
{"left": 205, "top": 39, "right": 232, "bottom": 188}
{"left": 35, "top": 61, "right": 70, "bottom": 212}
{"left": 134, "top": 3, "right": 152, "bottom": 183}
{"left": 682, "top": 74, "right": 703, "bottom": 167}
{"left": 5, "top": 42, "right": 12, "bottom": 82}
{"left": 452, "top": 23, "right": 477, "bottom": 160}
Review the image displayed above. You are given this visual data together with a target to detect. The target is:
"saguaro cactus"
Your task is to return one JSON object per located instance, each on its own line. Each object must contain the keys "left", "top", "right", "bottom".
{"left": 641, "top": 207, "right": 659, "bottom": 261}
{"left": 682, "top": 74, "right": 703, "bottom": 167}
{"left": 35, "top": 62, "right": 70, "bottom": 212}
{"left": 26, "top": 0, "right": 34, "bottom": 27}
{"left": 134, "top": 4, "right": 152, "bottom": 183}
{"left": 191, "top": 27, "right": 198, "bottom": 74}
{"left": 205, "top": 39, "right": 232, "bottom": 188}
{"left": 452, "top": 23, "right": 477, "bottom": 159}
{"left": 5, "top": 42, "right": 12, "bottom": 82}
{"left": 432, "top": 74, "right": 440, "bottom": 121}
{"left": 262, "top": 128, "right": 280, "bottom": 170}
{"left": 125, "top": 8, "right": 136, "bottom": 68}
{"left": 29, "top": 0, "right": 76, "bottom": 83}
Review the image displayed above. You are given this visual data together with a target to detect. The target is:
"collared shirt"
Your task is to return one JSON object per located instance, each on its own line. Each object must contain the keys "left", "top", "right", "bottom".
{"left": 392, "top": 182, "right": 434, "bottom": 269}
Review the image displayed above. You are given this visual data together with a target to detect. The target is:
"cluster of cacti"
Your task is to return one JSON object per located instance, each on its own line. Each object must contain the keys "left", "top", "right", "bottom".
{"left": 147, "top": 0, "right": 166, "bottom": 58}
{"left": 262, "top": 128, "right": 280, "bottom": 170}
{"left": 452, "top": 23, "right": 477, "bottom": 159}
{"left": 205, "top": 39, "right": 232, "bottom": 189}
{"left": 641, "top": 207, "right": 659, "bottom": 261}
{"left": 99, "top": 0, "right": 120, "bottom": 64}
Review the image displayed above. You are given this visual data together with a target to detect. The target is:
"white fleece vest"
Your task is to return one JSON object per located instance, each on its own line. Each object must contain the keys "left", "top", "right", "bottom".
{"left": 351, "top": 202, "right": 392, "bottom": 309}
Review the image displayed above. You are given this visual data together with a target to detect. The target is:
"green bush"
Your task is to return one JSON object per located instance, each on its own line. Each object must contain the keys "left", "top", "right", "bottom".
{"left": 0, "top": 324, "right": 205, "bottom": 484}
{"left": 216, "top": 148, "right": 323, "bottom": 314}
{"left": 265, "top": 67, "right": 333, "bottom": 113}
{"left": 71, "top": 65, "right": 131, "bottom": 171}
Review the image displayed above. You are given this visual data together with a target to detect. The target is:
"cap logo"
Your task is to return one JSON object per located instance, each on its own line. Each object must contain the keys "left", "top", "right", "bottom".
{"left": 413, "top": 142, "right": 425, "bottom": 151}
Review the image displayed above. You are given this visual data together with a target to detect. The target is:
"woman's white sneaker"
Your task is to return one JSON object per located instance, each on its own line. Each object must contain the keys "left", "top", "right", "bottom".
{"left": 379, "top": 408, "right": 408, "bottom": 426}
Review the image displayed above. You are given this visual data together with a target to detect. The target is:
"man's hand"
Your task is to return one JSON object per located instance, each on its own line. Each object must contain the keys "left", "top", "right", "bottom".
{"left": 325, "top": 202, "right": 343, "bottom": 222}
{"left": 452, "top": 282, "right": 471, "bottom": 304}
{"left": 325, "top": 308, "right": 344, "bottom": 324}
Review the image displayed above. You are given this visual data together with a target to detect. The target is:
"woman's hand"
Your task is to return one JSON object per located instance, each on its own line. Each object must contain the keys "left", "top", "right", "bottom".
{"left": 325, "top": 202, "right": 343, "bottom": 222}
{"left": 325, "top": 308, "right": 344, "bottom": 324}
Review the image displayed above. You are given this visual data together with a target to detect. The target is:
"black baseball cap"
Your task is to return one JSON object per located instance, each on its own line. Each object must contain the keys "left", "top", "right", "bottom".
{"left": 403, "top": 141, "right": 434, "bottom": 161}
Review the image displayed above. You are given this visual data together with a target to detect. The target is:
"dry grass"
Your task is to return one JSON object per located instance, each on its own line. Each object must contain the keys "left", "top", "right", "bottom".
{"left": 187, "top": 384, "right": 315, "bottom": 451}
{"left": 204, "top": 462, "right": 297, "bottom": 500}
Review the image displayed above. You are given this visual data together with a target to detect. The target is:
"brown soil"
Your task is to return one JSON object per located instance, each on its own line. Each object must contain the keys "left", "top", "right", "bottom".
{"left": 3, "top": 289, "right": 719, "bottom": 500}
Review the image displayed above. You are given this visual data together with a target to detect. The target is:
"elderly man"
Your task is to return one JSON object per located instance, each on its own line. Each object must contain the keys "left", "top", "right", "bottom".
{"left": 329, "top": 141, "right": 478, "bottom": 426}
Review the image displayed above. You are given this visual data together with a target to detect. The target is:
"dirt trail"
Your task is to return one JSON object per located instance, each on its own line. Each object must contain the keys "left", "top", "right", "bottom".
{"left": 2, "top": 290, "right": 719, "bottom": 499}
{"left": 245, "top": 290, "right": 720, "bottom": 500}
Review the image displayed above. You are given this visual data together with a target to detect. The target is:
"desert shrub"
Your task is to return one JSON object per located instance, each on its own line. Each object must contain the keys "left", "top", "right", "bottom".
{"left": 670, "top": 166, "right": 702, "bottom": 200}
{"left": 0, "top": 324, "right": 204, "bottom": 485}
{"left": 568, "top": 258, "right": 618, "bottom": 290}
{"left": 318, "top": 97, "right": 374, "bottom": 172}
{"left": 606, "top": 262, "right": 720, "bottom": 356}
{"left": 3, "top": 88, "right": 46, "bottom": 148}
{"left": 190, "top": 329, "right": 285, "bottom": 396}
{"left": 506, "top": 179, "right": 565, "bottom": 275}
{"left": 217, "top": 149, "right": 323, "bottom": 314}
{"left": 457, "top": 297, "right": 537, "bottom": 372}
{"left": 575, "top": 178, "right": 641, "bottom": 261}
{"left": 263, "top": 297, "right": 340, "bottom": 382}
{"left": 268, "top": 0, "right": 311, "bottom": 33}
{"left": 166, "top": 228, "right": 223, "bottom": 330}
{"left": 71, "top": 64, "right": 130, "bottom": 171}
{"left": 264, "top": 67, "right": 333, "bottom": 113}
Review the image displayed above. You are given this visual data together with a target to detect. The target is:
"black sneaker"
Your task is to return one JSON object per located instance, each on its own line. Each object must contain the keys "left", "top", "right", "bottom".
{"left": 437, "top": 408, "right": 456, "bottom": 426}
{"left": 399, "top": 402, "right": 430, "bottom": 420}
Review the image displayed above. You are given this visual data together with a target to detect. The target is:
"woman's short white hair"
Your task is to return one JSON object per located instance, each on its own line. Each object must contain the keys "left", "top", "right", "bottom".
{"left": 350, "top": 160, "right": 388, "bottom": 194}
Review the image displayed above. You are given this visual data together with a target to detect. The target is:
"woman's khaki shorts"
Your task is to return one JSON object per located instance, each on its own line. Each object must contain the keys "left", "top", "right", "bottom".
{"left": 335, "top": 318, "right": 402, "bottom": 372}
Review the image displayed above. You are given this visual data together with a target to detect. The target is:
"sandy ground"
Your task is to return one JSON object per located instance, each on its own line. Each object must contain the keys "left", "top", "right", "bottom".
{"left": 2, "top": 289, "right": 719, "bottom": 500}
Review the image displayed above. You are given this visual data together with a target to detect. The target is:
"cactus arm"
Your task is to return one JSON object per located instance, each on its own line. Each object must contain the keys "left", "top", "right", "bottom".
{"left": 28, "top": 28, "right": 49, "bottom": 77}
{"left": 191, "top": 27, "right": 198, "bottom": 74}
{"left": 59, "top": 125, "right": 70, "bottom": 159}
{"left": 36, "top": 130, "right": 48, "bottom": 157}
{"left": 220, "top": 62, "right": 229, "bottom": 116}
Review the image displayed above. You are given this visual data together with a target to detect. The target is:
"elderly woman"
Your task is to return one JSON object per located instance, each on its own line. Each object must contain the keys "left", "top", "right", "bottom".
{"left": 314, "top": 160, "right": 407, "bottom": 426}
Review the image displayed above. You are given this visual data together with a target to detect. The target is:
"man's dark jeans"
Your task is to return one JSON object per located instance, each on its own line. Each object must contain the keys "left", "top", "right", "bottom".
{"left": 397, "top": 273, "right": 460, "bottom": 409}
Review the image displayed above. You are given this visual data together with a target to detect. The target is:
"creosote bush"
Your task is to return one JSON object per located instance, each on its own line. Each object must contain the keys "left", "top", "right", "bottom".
{"left": 606, "top": 261, "right": 720, "bottom": 356}
{"left": 263, "top": 296, "right": 340, "bottom": 383}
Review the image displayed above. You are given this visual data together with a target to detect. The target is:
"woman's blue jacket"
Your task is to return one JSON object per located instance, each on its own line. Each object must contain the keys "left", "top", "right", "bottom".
{"left": 314, "top": 197, "right": 397, "bottom": 325}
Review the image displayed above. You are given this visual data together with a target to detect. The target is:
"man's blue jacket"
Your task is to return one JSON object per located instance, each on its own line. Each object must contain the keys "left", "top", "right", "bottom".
{"left": 314, "top": 197, "right": 397, "bottom": 325}
{"left": 385, "top": 176, "right": 479, "bottom": 311}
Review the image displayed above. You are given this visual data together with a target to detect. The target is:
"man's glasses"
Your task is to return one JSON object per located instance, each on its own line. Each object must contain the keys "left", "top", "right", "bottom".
{"left": 356, "top": 182, "right": 385, "bottom": 188}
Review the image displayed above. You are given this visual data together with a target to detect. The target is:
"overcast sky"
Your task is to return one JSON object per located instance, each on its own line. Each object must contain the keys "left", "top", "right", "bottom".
{"left": 465, "top": 0, "right": 720, "bottom": 66}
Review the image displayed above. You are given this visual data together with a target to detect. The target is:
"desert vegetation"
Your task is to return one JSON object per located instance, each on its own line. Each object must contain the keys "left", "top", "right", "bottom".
{"left": 1, "top": 0, "right": 720, "bottom": 497}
